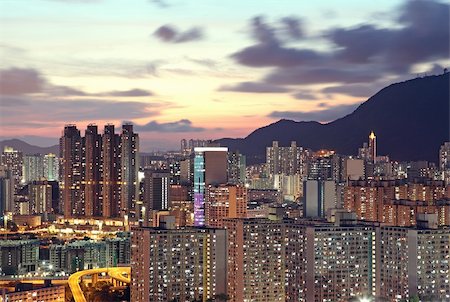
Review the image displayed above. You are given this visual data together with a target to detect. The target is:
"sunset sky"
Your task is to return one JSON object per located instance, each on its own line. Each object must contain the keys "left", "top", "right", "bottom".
{"left": 0, "top": 0, "right": 448, "bottom": 151}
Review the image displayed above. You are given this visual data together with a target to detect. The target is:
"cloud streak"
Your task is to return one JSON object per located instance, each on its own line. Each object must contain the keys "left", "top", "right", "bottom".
{"left": 219, "top": 81, "right": 290, "bottom": 93}
{"left": 129, "top": 119, "right": 206, "bottom": 132}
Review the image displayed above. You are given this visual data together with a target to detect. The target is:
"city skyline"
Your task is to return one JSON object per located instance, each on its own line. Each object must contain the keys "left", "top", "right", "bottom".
{"left": 0, "top": 0, "right": 449, "bottom": 150}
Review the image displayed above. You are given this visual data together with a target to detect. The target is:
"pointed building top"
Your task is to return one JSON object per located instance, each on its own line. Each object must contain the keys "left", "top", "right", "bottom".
{"left": 369, "top": 131, "right": 376, "bottom": 140}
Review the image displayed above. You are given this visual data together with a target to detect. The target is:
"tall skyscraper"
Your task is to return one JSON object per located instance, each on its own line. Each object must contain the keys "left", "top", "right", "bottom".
{"left": 60, "top": 125, "right": 83, "bottom": 217}
{"left": 368, "top": 131, "right": 376, "bottom": 163}
{"left": 83, "top": 124, "right": 102, "bottom": 217}
{"left": 143, "top": 170, "right": 170, "bottom": 226}
{"left": 193, "top": 147, "right": 228, "bottom": 226}
{"left": 102, "top": 124, "right": 121, "bottom": 218}
{"left": 303, "top": 180, "right": 336, "bottom": 218}
{"left": 0, "top": 165, "right": 15, "bottom": 215}
{"left": 143, "top": 170, "right": 170, "bottom": 211}
{"left": 121, "top": 124, "right": 139, "bottom": 219}
{"left": 131, "top": 225, "right": 227, "bottom": 302}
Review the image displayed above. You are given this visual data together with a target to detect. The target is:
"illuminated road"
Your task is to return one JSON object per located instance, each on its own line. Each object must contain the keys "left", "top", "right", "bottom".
{"left": 68, "top": 267, "right": 131, "bottom": 302}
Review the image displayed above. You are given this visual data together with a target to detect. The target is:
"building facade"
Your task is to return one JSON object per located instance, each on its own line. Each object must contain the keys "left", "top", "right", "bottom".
{"left": 193, "top": 147, "right": 228, "bottom": 226}
{"left": 131, "top": 226, "right": 227, "bottom": 302}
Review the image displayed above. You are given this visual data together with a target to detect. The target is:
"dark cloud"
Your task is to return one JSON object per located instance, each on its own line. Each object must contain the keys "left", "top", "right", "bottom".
{"left": 176, "top": 27, "right": 203, "bottom": 43}
{"left": 328, "top": 0, "right": 449, "bottom": 70}
{"left": 250, "top": 16, "right": 278, "bottom": 44}
{"left": 154, "top": 25, "right": 177, "bottom": 42}
{"left": 0, "top": 96, "right": 161, "bottom": 122}
{"left": 219, "top": 81, "right": 290, "bottom": 93}
{"left": 232, "top": 44, "right": 326, "bottom": 68}
{"left": 232, "top": 1, "right": 449, "bottom": 86}
{"left": 0, "top": 68, "right": 45, "bottom": 95}
{"left": 265, "top": 67, "right": 378, "bottom": 85}
{"left": 329, "top": 25, "right": 392, "bottom": 63}
{"left": 268, "top": 103, "right": 360, "bottom": 122}
{"left": 322, "top": 83, "right": 380, "bottom": 98}
{"left": 292, "top": 91, "right": 318, "bottom": 100}
{"left": 153, "top": 25, "right": 204, "bottom": 43}
{"left": 131, "top": 119, "right": 205, "bottom": 132}
{"left": 231, "top": 16, "right": 321, "bottom": 68}
{"left": 280, "top": 16, "right": 303, "bottom": 40}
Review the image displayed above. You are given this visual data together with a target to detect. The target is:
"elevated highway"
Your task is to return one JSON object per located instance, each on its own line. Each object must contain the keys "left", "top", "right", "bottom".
{"left": 68, "top": 267, "right": 131, "bottom": 302}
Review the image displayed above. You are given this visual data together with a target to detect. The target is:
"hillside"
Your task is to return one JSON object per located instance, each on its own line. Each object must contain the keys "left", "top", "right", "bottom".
{"left": 217, "top": 73, "right": 450, "bottom": 164}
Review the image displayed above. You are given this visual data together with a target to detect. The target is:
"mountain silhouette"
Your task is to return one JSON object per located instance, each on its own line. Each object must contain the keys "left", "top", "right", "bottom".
{"left": 0, "top": 139, "right": 59, "bottom": 155}
{"left": 217, "top": 73, "right": 450, "bottom": 164}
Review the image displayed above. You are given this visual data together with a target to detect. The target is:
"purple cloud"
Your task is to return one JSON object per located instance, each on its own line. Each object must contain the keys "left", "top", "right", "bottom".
{"left": 0, "top": 68, "right": 45, "bottom": 95}
{"left": 129, "top": 119, "right": 206, "bottom": 132}
{"left": 154, "top": 25, "right": 204, "bottom": 43}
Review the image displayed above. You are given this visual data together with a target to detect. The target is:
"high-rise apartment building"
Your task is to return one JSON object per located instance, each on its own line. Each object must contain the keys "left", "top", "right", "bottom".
{"left": 143, "top": 170, "right": 170, "bottom": 211}
{"left": 228, "top": 151, "right": 246, "bottom": 184}
{"left": 60, "top": 124, "right": 139, "bottom": 219}
{"left": 1, "top": 146, "right": 23, "bottom": 192}
{"left": 266, "top": 141, "right": 304, "bottom": 176}
{"left": 439, "top": 142, "right": 450, "bottom": 171}
{"left": 131, "top": 225, "right": 227, "bottom": 302}
{"left": 121, "top": 124, "right": 139, "bottom": 219}
{"left": 223, "top": 218, "right": 291, "bottom": 302}
{"left": 344, "top": 180, "right": 449, "bottom": 224}
{"left": 102, "top": 124, "right": 121, "bottom": 218}
{"left": 84, "top": 124, "right": 102, "bottom": 217}
{"left": 378, "top": 216, "right": 450, "bottom": 301}
{"left": 193, "top": 147, "right": 228, "bottom": 226}
{"left": 301, "top": 218, "right": 376, "bottom": 301}
{"left": 142, "top": 170, "right": 170, "bottom": 226}
{"left": 28, "top": 180, "right": 53, "bottom": 214}
{"left": 60, "top": 125, "right": 83, "bottom": 217}
{"left": 22, "top": 154, "right": 44, "bottom": 184}
{"left": 43, "top": 153, "right": 59, "bottom": 181}
{"left": 307, "top": 150, "right": 335, "bottom": 181}
{"left": 205, "top": 184, "right": 247, "bottom": 228}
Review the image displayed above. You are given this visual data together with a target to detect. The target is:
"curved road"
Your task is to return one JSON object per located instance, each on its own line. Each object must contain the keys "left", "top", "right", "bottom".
{"left": 68, "top": 267, "right": 131, "bottom": 302}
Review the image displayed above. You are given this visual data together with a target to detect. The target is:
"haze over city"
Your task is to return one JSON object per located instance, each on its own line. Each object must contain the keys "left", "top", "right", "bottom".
{"left": 1, "top": 0, "right": 449, "bottom": 151}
